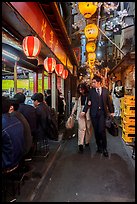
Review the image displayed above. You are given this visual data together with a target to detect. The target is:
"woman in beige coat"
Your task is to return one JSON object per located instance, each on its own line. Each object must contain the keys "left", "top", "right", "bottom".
{"left": 71, "top": 83, "right": 92, "bottom": 153}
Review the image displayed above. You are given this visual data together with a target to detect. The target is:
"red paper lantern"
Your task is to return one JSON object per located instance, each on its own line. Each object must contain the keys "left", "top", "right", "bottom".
{"left": 44, "top": 57, "right": 56, "bottom": 73}
{"left": 22, "top": 36, "right": 41, "bottom": 58}
{"left": 55, "top": 64, "right": 64, "bottom": 76}
{"left": 61, "top": 69, "right": 68, "bottom": 79}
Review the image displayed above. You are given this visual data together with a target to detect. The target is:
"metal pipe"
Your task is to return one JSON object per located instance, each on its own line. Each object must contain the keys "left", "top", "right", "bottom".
{"left": 14, "top": 60, "right": 18, "bottom": 94}
{"left": 51, "top": 2, "right": 78, "bottom": 66}
{"left": 98, "top": 27, "right": 125, "bottom": 56}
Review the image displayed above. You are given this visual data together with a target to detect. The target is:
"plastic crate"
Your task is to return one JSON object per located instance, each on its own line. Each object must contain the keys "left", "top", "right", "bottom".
{"left": 124, "top": 105, "right": 135, "bottom": 116}
{"left": 124, "top": 95, "right": 135, "bottom": 106}
{"left": 124, "top": 95, "right": 135, "bottom": 100}
{"left": 120, "top": 98, "right": 125, "bottom": 108}
{"left": 120, "top": 108, "right": 124, "bottom": 118}
{"left": 123, "top": 115, "right": 135, "bottom": 124}
{"left": 122, "top": 122, "right": 135, "bottom": 133}
{"left": 122, "top": 130, "right": 135, "bottom": 143}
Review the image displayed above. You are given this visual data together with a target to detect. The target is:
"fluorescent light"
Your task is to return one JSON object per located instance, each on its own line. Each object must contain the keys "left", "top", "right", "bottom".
{"left": 2, "top": 49, "right": 20, "bottom": 61}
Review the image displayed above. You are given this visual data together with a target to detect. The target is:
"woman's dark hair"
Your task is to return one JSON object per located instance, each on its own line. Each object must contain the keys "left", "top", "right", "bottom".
{"left": 92, "top": 75, "right": 102, "bottom": 83}
{"left": 14, "top": 92, "right": 26, "bottom": 103}
{"left": 2, "top": 96, "right": 11, "bottom": 113}
{"left": 115, "top": 80, "right": 122, "bottom": 87}
{"left": 77, "top": 83, "right": 89, "bottom": 95}
{"left": 9, "top": 98, "right": 20, "bottom": 111}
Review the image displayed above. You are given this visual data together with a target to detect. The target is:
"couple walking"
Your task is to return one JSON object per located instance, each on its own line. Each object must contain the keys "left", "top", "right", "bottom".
{"left": 71, "top": 75, "right": 114, "bottom": 157}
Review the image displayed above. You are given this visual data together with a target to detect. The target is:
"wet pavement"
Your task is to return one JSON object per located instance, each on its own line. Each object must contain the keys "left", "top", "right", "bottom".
{"left": 15, "top": 125, "right": 135, "bottom": 202}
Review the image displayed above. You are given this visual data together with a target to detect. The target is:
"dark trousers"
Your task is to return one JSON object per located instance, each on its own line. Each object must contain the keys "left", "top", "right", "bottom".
{"left": 91, "top": 110, "right": 107, "bottom": 150}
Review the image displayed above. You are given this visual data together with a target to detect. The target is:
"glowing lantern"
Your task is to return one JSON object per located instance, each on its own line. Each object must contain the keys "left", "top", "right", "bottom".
{"left": 86, "top": 42, "right": 96, "bottom": 53}
{"left": 88, "top": 60, "right": 95, "bottom": 68}
{"left": 55, "top": 64, "right": 64, "bottom": 76}
{"left": 61, "top": 69, "right": 68, "bottom": 79}
{"left": 90, "top": 72, "right": 94, "bottom": 79}
{"left": 22, "top": 36, "right": 41, "bottom": 58}
{"left": 88, "top": 52, "right": 96, "bottom": 61}
{"left": 78, "top": 2, "right": 98, "bottom": 19}
{"left": 84, "top": 24, "right": 98, "bottom": 41}
{"left": 44, "top": 57, "right": 56, "bottom": 73}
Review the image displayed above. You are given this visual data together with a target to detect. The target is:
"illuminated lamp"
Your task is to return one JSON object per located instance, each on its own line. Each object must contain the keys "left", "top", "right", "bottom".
{"left": 22, "top": 36, "right": 41, "bottom": 58}
{"left": 55, "top": 64, "right": 64, "bottom": 76}
{"left": 88, "top": 52, "right": 96, "bottom": 61}
{"left": 90, "top": 72, "right": 94, "bottom": 79}
{"left": 89, "top": 63, "right": 94, "bottom": 69}
{"left": 44, "top": 57, "right": 56, "bottom": 73}
{"left": 61, "top": 69, "right": 68, "bottom": 79}
{"left": 86, "top": 42, "right": 96, "bottom": 53}
{"left": 78, "top": 2, "right": 98, "bottom": 19}
{"left": 88, "top": 61, "right": 95, "bottom": 68}
{"left": 84, "top": 24, "right": 98, "bottom": 41}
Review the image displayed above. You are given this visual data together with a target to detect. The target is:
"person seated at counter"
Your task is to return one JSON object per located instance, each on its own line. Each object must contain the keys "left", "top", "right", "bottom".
{"left": 9, "top": 98, "right": 33, "bottom": 160}
{"left": 13, "top": 92, "right": 37, "bottom": 144}
{"left": 31, "top": 93, "right": 50, "bottom": 156}
{"left": 2, "top": 96, "right": 25, "bottom": 170}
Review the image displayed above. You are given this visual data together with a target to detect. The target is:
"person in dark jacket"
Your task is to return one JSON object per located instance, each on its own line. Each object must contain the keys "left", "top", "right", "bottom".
{"left": 13, "top": 92, "right": 37, "bottom": 150}
{"left": 31, "top": 93, "right": 50, "bottom": 156}
{"left": 2, "top": 96, "right": 25, "bottom": 170}
{"left": 9, "top": 98, "right": 32, "bottom": 157}
{"left": 45, "top": 89, "right": 51, "bottom": 107}
{"left": 81, "top": 75, "right": 114, "bottom": 157}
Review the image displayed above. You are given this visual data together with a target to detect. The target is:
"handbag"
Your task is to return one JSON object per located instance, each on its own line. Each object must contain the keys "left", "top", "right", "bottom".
{"left": 65, "top": 115, "right": 75, "bottom": 129}
{"left": 106, "top": 116, "right": 119, "bottom": 137}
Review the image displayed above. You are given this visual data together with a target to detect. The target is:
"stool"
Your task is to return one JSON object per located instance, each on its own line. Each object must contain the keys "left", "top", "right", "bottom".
{"left": 2, "top": 164, "right": 23, "bottom": 202}
{"left": 33, "top": 138, "right": 49, "bottom": 158}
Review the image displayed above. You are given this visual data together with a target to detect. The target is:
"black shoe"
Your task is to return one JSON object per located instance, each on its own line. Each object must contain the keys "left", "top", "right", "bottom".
{"left": 79, "top": 145, "right": 83, "bottom": 153}
{"left": 85, "top": 143, "right": 89, "bottom": 147}
{"left": 103, "top": 149, "right": 109, "bottom": 157}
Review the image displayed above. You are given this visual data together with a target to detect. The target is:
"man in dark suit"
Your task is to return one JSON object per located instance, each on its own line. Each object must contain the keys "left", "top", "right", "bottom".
{"left": 81, "top": 75, "right": 114, "bottom": 157}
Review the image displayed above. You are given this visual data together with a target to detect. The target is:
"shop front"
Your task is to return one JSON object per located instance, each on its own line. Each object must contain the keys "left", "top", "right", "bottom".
{"left": 2, "top": 2, "right": 78, "bottom": 112}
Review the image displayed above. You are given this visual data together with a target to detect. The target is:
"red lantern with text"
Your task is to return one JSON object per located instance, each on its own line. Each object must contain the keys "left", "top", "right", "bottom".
{"left": 22, "top": 36, "right": 41, "bottom": 58}
{"left": 44, "top": 57, "right": 56, "bottom": 73}
{"left": 61, "top": 69, "right": 68, "bottom": 79}
{"left": 55, "top": 64, "right": 64, "bottom": 76}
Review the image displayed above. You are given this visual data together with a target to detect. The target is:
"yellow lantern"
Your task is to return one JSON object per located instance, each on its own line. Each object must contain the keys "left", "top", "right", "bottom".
{"left": 88, "top": 61, "right": 94, "bottom": 68}
{"left": 84, "top": 24, "right": 98, "bottom": 41}
{"left": 89, "top": 65, "right": 94, "bottom": 70}
{"left": 78, "top": 2, "right": 98, "bottom": 19}
{"left": 88, "top": 52, "right": 96, "bottom": 61}
{"left": 90, "top": 72, "right": 94, "bottom": 79}
{"left": 86, "top": 42, "right": 96, "bottom": 53}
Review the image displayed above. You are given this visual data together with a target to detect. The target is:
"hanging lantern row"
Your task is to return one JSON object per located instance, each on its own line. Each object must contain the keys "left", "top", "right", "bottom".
{"left": 44, "top": 57, "right": 56, "bottom": 74}
{"left": 22, "top": 36, "right": 41, "bottom": 59}
{"left": 84, "top": 24, "right": 99, "bottom": 41}
{"left": 22, "top": 36, "right": 68, "bottom": 79}
{"left": 55, "top": 64, "right": 64, "bottom": 76}
{"left": 78, "top": 2, "right": 98, "bottom": 19}
{"left": 86, "top": 42, "right": 96, "bottom": 53}
{"left": 88, "top": 52, "right": 96, "bottom": 68}
{"left": 61, "top": 69, "right": 68, "bottom": 79}
{"left": 88, "top": 52, "right": 96, "bottom": 61}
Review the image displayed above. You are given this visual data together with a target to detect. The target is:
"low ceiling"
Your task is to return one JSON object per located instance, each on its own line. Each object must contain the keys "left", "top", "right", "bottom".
{"left": 2, "top": 2, "right": 78, "bottom": 76}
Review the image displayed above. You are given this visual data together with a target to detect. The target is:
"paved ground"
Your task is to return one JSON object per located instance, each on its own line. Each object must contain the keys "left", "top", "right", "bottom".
{"left": 13, "top": 124, "right": 135, "bottom": 202}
